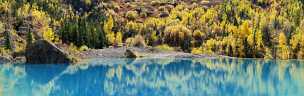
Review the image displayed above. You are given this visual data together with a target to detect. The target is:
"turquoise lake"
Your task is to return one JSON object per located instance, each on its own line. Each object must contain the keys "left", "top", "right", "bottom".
{"left": 0, "top": 58, "right": 304, "bottom": 96}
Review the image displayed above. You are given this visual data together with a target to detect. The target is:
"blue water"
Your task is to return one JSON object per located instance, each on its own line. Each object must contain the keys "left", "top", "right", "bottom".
{"left": 0, "top": 58, "right": 304, "bottom": 96}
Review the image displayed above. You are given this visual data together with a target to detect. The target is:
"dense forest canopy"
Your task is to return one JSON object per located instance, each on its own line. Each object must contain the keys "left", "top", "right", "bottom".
{"left": 0, "top": 0, "right": 304, "bottom": 59}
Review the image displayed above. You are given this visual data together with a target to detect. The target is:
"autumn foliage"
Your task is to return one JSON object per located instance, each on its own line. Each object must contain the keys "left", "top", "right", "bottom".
{"left": 1, "top": 0, "right": 304, "bottom": 59}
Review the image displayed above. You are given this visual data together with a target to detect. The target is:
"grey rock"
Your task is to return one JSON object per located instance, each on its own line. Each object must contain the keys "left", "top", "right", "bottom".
{"left": 159, "top": 12, "right": 169, "bottom": 18}
{"left": 0, "top": 56, "right": 11, "bottom": 63}
{"left": 25, "top": 40, "right": 73, "bottom": 64}
{"left": 13, "top": 56, "right": 26, "bottom": 64}
{"left": 125, "top": 49, "right": 138, "bottom": 58}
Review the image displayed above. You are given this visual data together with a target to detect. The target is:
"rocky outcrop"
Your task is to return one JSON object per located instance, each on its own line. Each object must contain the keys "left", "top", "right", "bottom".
{"left": 125, "top": 49, "right": 138, "bottom": 58}
{"left": 25, "top": 40, "right": 74, "bottom": 64}
{"left": 0, "top": 56, "right": 11, "bottom": 63}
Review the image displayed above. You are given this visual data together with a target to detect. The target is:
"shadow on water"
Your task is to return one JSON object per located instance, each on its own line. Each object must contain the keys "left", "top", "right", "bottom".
{"left": 23, "top": 64, "right": 69, "bottom": 84}
{"left": 0, "top": 58, "right": 304, "bottom": 96}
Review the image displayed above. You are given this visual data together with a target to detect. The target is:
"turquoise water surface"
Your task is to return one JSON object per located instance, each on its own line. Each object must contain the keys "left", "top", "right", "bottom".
{"left": 0, "top": 58, "right": 304, "bottom": 96}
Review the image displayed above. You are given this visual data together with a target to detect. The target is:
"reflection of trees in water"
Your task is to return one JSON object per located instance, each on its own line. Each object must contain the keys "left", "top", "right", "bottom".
{"left": 102, "top": 58, "right": 304, "bottom": 95}
{"left": 0, "top": 58, "right": 303, "bottom": 95}
{"left": 0, "top": 64, "right": 27, "bottom": 96}
{"left": 0, "top": 63, "right": 70, "bottom": 96}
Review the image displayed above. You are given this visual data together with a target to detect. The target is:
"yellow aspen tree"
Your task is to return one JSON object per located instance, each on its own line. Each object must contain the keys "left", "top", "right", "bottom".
{"left": 103, "top": 15, "right": 115, "bottom": 45}
{"left": 277, "top": 32, "right": 291, "bottom": 59}
{"left": 239, "top": 20, "right": 251, "bottom": 38}
{"left": 115, "top": 32, "right": 123, "bottom": 46}
{"left": 264, "top": 48, "right": 273, "bottom": 59}
{"left": 43, "top": 28, "right": 55, "bottom": 41}
{"left": 290, "top": 20, "right": 304, "bottom": 59}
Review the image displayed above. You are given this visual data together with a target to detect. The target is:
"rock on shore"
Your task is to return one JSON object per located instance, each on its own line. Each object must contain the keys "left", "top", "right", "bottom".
{"left": 0, "top": 56, "right": 11, "bottom": 63}
{"left": 25, "top": 40, "right": 74, "bottom": 64}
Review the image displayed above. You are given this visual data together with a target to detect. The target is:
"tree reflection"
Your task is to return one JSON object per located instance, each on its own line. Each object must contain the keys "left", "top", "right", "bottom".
{"left": 0, "top": 58, "right": 303, "bottom": 96}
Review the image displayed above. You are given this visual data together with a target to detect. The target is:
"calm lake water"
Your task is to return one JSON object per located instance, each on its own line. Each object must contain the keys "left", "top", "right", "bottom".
{"left": 0, "top": 58, "right": 304, "bottom": 96}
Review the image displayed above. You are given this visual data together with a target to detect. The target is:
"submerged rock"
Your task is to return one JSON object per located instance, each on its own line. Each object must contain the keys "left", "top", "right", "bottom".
{"left": 25, "top": 40, "right": 73, "bottom": 64}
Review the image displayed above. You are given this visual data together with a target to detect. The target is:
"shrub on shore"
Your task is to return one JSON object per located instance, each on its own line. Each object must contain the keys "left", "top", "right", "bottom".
{"left": 155, "top": 44, "right": 175, "bottom": 51}
{"left": 125, "top": 35, "right": 146, "bottom": 48}
{"left": 164, "top": 25, "right": 192, "bottom": 52}
{"left": 126, "top": 11, "right": 138, "bottom": 21}
{"left": 191, "top": 47, "right": 203, "bottom": 55}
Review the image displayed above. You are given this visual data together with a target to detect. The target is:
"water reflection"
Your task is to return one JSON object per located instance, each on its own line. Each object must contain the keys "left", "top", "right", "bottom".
{"left": 0, "top": 58, "right": 304, "bottom": 96}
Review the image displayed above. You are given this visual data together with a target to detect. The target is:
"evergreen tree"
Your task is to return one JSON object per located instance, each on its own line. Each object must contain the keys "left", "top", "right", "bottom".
{"left": 4, "top": 29, "right": 12, "bottom": 50}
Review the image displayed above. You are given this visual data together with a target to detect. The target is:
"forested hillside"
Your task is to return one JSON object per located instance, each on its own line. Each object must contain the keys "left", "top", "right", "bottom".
{"left": 1, "top": 0, "right": 304, "bottom": 59}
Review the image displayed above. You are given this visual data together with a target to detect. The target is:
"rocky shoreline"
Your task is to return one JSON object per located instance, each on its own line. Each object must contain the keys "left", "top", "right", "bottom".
{"left": 1, "top": 43, "right": 221, "bottom": 64}
{"left": 76, "top": 47, "right": 220, "bottom": 59}
{"left": 0, "top": 56, "right": 11, "bottom": 63}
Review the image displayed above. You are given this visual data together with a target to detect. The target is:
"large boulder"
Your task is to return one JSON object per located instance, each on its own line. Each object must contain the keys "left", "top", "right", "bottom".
{"left": 125, "top": 49, "right": 138, "bottom": 58}
{"left": 25, "top": 40, "right": 73, "bottom": 64}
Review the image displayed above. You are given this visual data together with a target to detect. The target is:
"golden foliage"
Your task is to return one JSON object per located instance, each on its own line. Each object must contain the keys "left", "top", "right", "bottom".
{"left": 0, "top": 47, "right": 11, "bottom": 56}
{"left": 126, "top": 11, "right": 138, "bottom": 20}
{"left": 199, "top": 8, "right": 217, "bottom": 25}
{"left": 68, "top": 43, "right": 80, "bottom": 54}
{"left": 104, "top": 15, "right": 115, "bottom": 45}
{"left": 191, "top": 47, "right": 203, "bottom": 55}
{"left": 107, "top": 32, "right": 115, "bottom": 45}
{"left": 239, "top": 20, "right": 251, "bottom": 38}
{"left": 18, "top": 3, "right": 55, "bottom": 43}
{"left": 202, "top": 39, "right": 217, "bottom": 55}
{"left": 79, "top": 45, "right": 90, "bottom": 51}
{"left": 125, "top": 21, "right": 143, "bottom": 35}
{"left": 155, "top": 44, "right": 175, "bottom": 51}
{"left": 0, "top": 21, "right": 3, "bottom": 32}
{"left": 83, "top": 0, "right": 92, "bottom": 6}
{"left": 31, "top": 8, "right": 51, "bottom": 33}
{"left": 104, "top": 15, "right": 114, "bottom": 34}
{"left": 277, "top": 32, "right": 291, "bottom": 59}
{"left": 43, "top": 28, "right": 58, "bottom": 42}
{"left": 193, "top": 30, "right": 204, "bottom": 47}
{"left": 290, "top": 21, "right": 304, "bottom": 59}
{"left": 297, "top": 49, "right": 304, "bottom": 59}
{"left": 125, "top": 37, "right": 134, "bottom": 47}
{"left": 115, "top": 32, "right": 123, "bottom": 45}
{"left": 3, "top": 0, "right": 304, "bottom": 59}
{"left": 125, "top": 35, "right": 146, "bottom": 48}
{"left": 164, "top": 25, "right": 191, "bottom": 46}
{"left": 264, "top": 48, "right": 273, "bottom": 59}
{"left": 0, "top": 1, "right": 11, "bottom": 13}
{"left": 16, "top": 3, "right": 31, "bottom": 18}
{"left": 193, "top": 30, "right": 204, "bottom": 40}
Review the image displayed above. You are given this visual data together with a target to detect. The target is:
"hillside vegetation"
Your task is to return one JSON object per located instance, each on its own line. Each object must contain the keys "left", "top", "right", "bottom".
{"left": 0, "top": 0, "right": 304, "bottom": 59}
